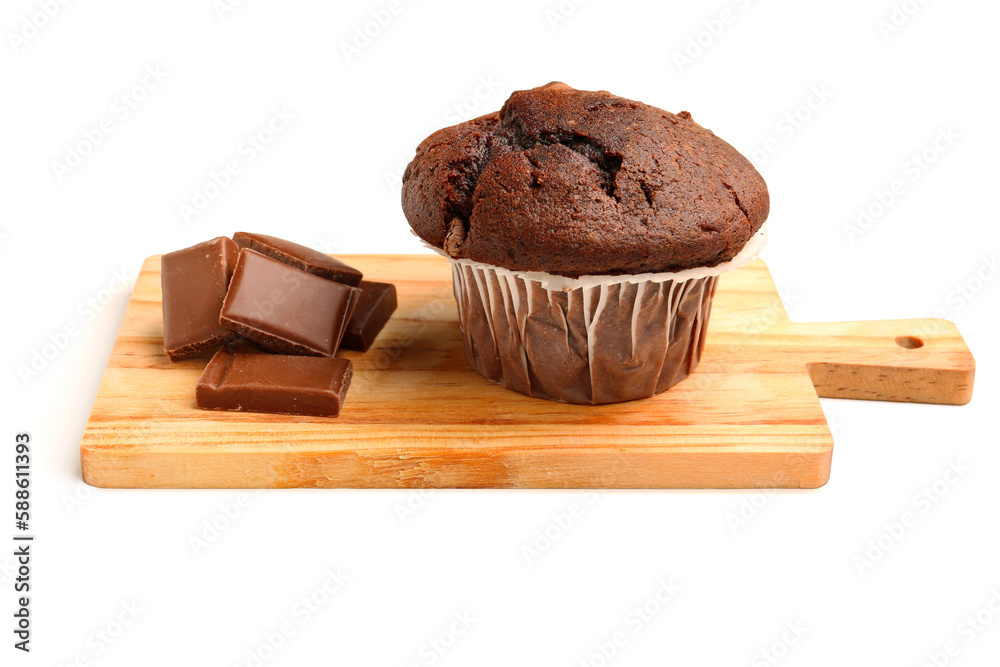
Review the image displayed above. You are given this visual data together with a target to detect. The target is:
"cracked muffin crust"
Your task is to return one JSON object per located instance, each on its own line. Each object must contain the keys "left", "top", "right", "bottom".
{"left": 402, "top": 82, "right": 768, "bottom": 278}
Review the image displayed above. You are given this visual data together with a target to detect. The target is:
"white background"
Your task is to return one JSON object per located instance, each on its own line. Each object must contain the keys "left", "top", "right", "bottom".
{"left": 2, "top": 0, "right": 998, "bottom": 665}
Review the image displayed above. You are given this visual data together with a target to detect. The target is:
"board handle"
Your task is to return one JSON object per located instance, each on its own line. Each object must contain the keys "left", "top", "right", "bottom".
{"left": 789, "top": 318, "right": 975, "bottom": 405}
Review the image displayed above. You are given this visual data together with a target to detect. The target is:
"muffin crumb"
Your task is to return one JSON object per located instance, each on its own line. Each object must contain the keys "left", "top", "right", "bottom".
{"left": 444, "top": 217, "right": 466, "bottom": 257}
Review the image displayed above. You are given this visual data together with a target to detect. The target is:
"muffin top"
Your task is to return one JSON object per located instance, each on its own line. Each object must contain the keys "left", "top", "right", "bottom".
{"left": 402, "top": 82, "right": 768, "bottom": 277}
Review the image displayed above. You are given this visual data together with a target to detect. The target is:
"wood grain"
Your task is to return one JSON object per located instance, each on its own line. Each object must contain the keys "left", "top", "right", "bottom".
{"left": 80, "top": 254, "right": 975, "bottom": 489}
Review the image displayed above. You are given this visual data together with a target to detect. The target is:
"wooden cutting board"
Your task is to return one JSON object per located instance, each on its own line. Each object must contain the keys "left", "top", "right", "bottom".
{"left": 80, "top": 254, "right": 975, "bottom": 489}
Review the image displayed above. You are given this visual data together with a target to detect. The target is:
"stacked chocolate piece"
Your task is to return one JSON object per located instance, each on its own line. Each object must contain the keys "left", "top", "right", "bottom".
{"left": 161, "top": 232, "right": 397, "bottom": 417}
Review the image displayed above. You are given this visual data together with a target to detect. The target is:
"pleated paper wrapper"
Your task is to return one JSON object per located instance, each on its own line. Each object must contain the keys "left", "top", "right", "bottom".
{"left": 443, "top": 225, "right": 766, "bottom": 405}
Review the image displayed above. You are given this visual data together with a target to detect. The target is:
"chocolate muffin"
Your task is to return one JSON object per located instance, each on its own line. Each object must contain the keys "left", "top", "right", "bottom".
{"left": 402, "top": 82, "right": 769, "bottom": 404}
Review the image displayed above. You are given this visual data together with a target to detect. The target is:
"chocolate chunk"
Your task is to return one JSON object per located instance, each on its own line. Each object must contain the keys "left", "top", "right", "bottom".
{"left": 340, "top": 281, "right": 398, "bottom": 351}
{"left": 161, "top": 237, "right": 240, "bottom": 361}
{"left": 196, "top": 347, "right": 353, "bottom": 417}
{"left": 233, "top": 232, "right": 363, "bottom": 286}
{"left": 219, "top": 249, "right": 361, "bottom": 357}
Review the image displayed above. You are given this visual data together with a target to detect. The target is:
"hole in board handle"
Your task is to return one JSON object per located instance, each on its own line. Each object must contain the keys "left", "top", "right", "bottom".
{"left": 895, "top": 336, "right": 924, "bottom": 349}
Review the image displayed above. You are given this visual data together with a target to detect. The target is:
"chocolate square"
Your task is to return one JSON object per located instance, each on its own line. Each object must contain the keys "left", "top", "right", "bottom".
{"left": 233, "top": 232, "right": 362, "bottom": 286}
{"left": 197, "top": 347, "right": 353, "bottom": 417}
{"left": 219, "top": 249, "right": 360, "bottom": 357}
{"left": 161, "top": 236, "right": 240, "bottom": 361}
{"left": 340, "top": 281, "right": 397, "bottom": 351}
